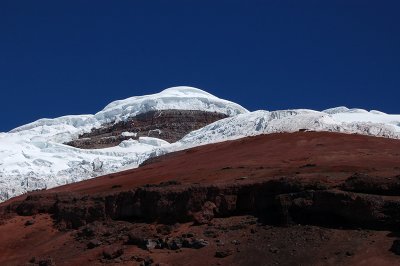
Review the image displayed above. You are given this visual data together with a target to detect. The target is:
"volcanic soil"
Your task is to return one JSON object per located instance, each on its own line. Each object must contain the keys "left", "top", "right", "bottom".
{"left": 1, "top": 132, "right": 400, "bottom": 266}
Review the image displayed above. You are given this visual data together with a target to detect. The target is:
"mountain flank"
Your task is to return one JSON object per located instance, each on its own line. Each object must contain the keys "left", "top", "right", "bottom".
{"left": 1, "top": 132, "right": 400, "bottom": 265}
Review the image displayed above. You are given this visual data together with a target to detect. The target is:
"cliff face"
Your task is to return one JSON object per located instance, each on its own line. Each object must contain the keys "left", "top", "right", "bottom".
{"left": 2, "top": 132, "right": 400, "bottom": 265}
{"left": 65, "top": 110, "right": 228, "bottom": 149}
{"left": 8, "top": 176, "right": 400, "bottom": 231}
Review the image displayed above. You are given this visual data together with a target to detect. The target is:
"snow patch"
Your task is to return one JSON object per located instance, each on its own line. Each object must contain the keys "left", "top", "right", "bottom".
{"left": 138, "top": 137, "right": 170, "bottom": 146}
{"left": 121, "top": 131, "right": 137, "bottom": 137}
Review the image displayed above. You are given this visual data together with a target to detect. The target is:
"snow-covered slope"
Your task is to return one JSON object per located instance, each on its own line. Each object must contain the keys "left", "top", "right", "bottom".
{"left": 0, "top": 86, "right": 247, "bottom": 202}
{"left": 172, "top": 109, "right": 400, "bottom": 150}
{"left": 0, "top": 86, "right": 399, "bottom": 202}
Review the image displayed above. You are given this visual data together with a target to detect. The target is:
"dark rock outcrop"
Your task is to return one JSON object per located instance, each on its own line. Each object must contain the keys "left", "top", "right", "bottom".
{"left": 65, "top": 110, "right": 227, "bottom": 148}
{"left": 390, "top": 240, "right": 400, "bottom": 255}
{"left": 215, "top": 249, "right": 233, "bottom": 258}
{"left": 102, "top": 246, "right": 124, "bottom": 260}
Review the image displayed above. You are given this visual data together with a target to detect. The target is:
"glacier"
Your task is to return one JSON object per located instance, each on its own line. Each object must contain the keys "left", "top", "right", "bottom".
{"left": 173, "top": 109, "right": 400, "bottom": 149}
{"left": 0, "top": 86, "right": 400, "bottom": 202}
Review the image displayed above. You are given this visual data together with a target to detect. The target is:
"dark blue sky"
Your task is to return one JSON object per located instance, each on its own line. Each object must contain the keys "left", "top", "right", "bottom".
{"left": 1, "top": 1, "right": 399, "bottom": 131}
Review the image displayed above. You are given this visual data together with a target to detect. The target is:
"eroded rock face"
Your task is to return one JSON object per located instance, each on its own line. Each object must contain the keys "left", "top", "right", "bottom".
{"left": 65, "top": 110, "right": 228, "bottom": 148}
{"left": 4, "top": 175, "right": 400, "bottom": 232}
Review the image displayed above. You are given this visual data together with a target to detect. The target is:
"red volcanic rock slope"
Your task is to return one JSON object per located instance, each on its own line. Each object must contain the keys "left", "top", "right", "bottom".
{"left": 1, "top": 132, "right": 400, "bottom": 266}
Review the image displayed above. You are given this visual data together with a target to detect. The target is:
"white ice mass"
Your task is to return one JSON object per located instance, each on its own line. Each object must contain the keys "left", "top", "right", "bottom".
{"left": 0, "top": 86, "right": 399, "bottom": 202}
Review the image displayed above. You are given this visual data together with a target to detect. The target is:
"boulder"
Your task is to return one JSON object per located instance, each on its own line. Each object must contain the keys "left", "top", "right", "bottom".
{"left": 102, "top": 246, "right": 124, "bottom": 260}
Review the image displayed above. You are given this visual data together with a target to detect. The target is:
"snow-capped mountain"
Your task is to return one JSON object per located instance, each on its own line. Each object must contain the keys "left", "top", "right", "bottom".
{"left": 1, "top": 86, "right": 400, "bottom": 202}
{"left": 0, "top": 87, "right": 247, "bottom": 201}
